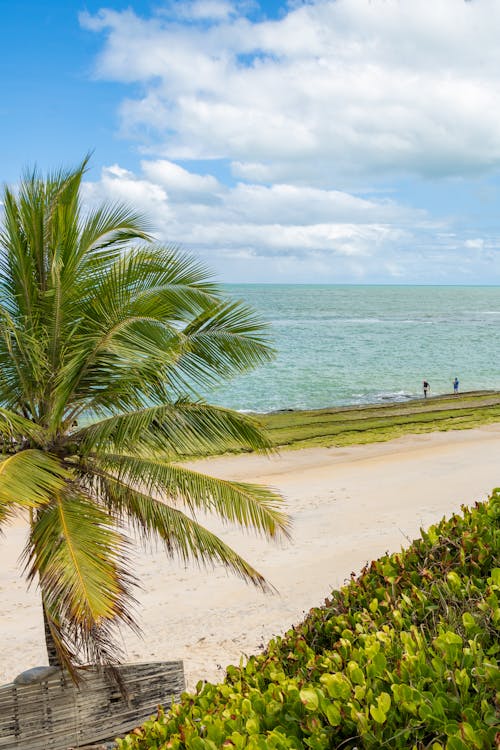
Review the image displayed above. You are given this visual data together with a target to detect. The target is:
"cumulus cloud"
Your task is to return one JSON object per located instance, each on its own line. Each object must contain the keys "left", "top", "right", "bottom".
{"left": 82, "top": 158, "right": 500, "bottom": 283}
{"left": 80, "top": 1, "right": 500, "bottom": 282}
{"left": 141, "top": 159, "right": 221, "bottom": 201}
{"left": 81, "top": 0, "right": 500, "bottom": 184}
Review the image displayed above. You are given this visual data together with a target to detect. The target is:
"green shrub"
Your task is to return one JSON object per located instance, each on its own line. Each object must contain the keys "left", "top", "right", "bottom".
{"left": 117, "top": 492, "right": 500, "bottom": 749}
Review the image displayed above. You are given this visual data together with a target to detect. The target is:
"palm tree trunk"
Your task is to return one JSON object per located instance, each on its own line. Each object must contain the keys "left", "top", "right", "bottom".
{"left": 42, "top": 604, "right": 60, "bottom": 667}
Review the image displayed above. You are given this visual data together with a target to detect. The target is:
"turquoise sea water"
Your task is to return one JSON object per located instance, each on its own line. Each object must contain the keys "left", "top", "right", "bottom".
{"left": 208, "top": 285, "right": 500, "bottom": 412}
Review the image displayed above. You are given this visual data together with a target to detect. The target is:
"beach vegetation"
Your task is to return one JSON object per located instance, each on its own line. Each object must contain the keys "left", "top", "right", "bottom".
{"left": 116, "top": 491, "right": 500, "bottom": 749}
{"left": 0, "top": 159, "right": 289, "bottom": 679}
{"left": 257, "top": 392, "right": 500, "bottom": 452}
{"left": 173, "top": 392, "right": 500, "bottom": 459}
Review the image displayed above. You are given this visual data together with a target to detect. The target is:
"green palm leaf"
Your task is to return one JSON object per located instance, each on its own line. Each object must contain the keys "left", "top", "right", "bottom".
{"left": 0, "top": 309, "right": 49, "bottom": 414}
{"left": 0, "top": 450, "right": 69, "bottom": 524}
{"left": 54, "top": 316, "right": 183, "bottom": 421}
{"left": 24, "top": 491, "right": 137, "bottom": 675}
{"left": 96, "top": 474, "right": 272, "bottom": 591}
{"left": 77, "top": 203, "right": 152, "bottom": 265}
{"left": 88, "top": 453, "right": 290, "bottom": 541}
{"left": 179, "top": 299, "right": 274, "bottom": 385}
{"left": 73, "top": 401, "right": 273, "bottom": 457}
{"left": 0, "top": 408, "right": 45, "bottom": 444}
{"left": 49, "top": 247, "right": 222, "bottom": 420}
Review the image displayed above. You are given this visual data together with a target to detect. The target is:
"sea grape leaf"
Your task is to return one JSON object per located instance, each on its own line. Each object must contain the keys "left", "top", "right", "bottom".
{"left": 320, "top": 673, "right": 350, "bottom": 700}
{"left": 299, "top": 688, "right": 319, "bottom": 711}
{"left": 369, "top": 704, "right": 387, "bottom": 724}
{"left": 378, "top": 692, "right": 391, "bottom": 714}
{"left": 324, "top": 702, "right": 341, "bottom": 726}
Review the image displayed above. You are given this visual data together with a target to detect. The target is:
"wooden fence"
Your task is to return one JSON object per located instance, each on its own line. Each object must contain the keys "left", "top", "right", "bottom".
{"left": 0, "top": 661, "right": 185, "bottom": 750}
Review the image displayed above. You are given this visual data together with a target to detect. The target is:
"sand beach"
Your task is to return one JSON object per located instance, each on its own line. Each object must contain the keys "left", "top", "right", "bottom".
{"left": 2, "top": 424, "right": 500, "bottom": 691}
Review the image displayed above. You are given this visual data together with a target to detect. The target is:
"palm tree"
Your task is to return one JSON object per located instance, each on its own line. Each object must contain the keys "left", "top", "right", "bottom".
{"left": 0, "top": 159, "right": 289, "bottom": 680}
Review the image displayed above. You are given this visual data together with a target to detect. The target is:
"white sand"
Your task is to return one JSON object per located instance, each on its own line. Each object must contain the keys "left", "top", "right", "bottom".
{"left": 1, "top": 424, "right": 500, "bottom": 690}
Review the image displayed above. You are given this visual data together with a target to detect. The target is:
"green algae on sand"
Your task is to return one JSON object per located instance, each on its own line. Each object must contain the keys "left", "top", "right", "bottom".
{"left": 259, "top": 390, "right": 500, "bottom": 450}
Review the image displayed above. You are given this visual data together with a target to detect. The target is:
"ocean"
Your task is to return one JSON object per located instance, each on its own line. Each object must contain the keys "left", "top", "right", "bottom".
{"left": 207, "top": 285, "right": 500, "bottom": 412}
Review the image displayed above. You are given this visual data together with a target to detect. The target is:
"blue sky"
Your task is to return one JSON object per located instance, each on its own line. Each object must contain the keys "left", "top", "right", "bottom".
{"left": 1, "top": 1, "right": 148, "bottom": 181}
{"left": 2, "top": 0, "right": 500, "bottom": 283}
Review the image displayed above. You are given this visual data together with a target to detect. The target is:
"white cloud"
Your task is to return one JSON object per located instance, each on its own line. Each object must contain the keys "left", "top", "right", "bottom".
{"left": 82, "top": 164, "right": 173, "bottom": 235}
{"left": 82, "top": 159, "right": 477, "bottom": 283}
{"left": 88, "top": 165, "right": 169, "bottom": 209}
{"left": 80, "top": 1, "right": 500, "bottom": 282}
{"left": 141, "top": 159, "right": 221, "bottom": 201}
{"left": 166, "top": 0, "right": 236, "bottom": 21}
{"left": 82, "top": 1, "right": 500, "bottom": 183}
{"left": 217, "top": 183, "right": 421, "bottom": 225}
{"left": 464, "top": 238, "right": 485, "bottom": 249}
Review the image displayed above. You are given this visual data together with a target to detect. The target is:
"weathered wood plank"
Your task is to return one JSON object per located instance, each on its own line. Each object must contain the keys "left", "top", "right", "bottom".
{"left": 0, "top": 661, "right": 184, "bottom": 750}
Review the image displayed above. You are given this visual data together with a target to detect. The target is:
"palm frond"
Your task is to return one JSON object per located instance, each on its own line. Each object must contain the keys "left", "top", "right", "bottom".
{"left": 77, "top": 202, "right": 152, "bottom": 265}
{"left": 0, "top": 450, "right": 69, "bottom": 519}
{"left": 179, "top": 298, "right": 274, "bottom": 386}
{"left": 0, "top": 407, "right": 45, "bottom": 444}
{"left": 95, "top": 474, "right": 273, "bottom": 591}
{"left": 24, "top": 491, "right": 137, "bottom": 675}
{"left": 72, "top": 401, "right": 273, "bottom": 457}
{"left": 0, "top": 309, "right": 50, "bottom": 416}
{"left": 74, "top": 245, "right": 220, "bottom": 333}
{"left": 87, "top": 453, "right": 290, "bottom": 541}
{"left": 0, "top": 186, "right": 39, "bottom": 321}
{"left": 49, "top": 247, "right": 223, "bottom": 419}
{"left": 52, "top": 316, "right": 183, "bottom": 422}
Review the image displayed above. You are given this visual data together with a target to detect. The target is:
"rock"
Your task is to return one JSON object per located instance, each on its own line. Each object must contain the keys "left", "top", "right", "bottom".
{"left": 13, "top": 666, "right": 60, "bottom": 685}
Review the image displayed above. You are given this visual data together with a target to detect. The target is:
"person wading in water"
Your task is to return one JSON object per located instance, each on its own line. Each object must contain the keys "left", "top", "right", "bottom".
{"left": 423, "top": 380, "right": 430, "bottom": 398}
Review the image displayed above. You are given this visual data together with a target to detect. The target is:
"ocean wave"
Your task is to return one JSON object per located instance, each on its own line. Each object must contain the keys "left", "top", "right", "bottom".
{"left": 351, "top": 390, "right": 414, "bottom": 404}
{"left": 341, "top": 318, "right": 383, "bottom": 324}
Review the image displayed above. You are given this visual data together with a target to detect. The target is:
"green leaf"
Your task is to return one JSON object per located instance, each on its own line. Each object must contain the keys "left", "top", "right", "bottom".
{"left": 324, "top": 702, "right": 341, "bottom": 726}
{"left": 245, "top": 718, "right": 260, "bottom": 734}
{"left": 377, "top": 692, "right": 391, "bottom": 714}
{"left": 461, "top": 612, "right": 476, "bottom": 632}
{"left": 0, "top": 450, "right": 69, "bottom": 514}
{"left": 447, "top": 571, "right": 462, "bottom": 589}
{"left": 320, "top": 673, "right": 351, "bottom": 700}
{"left": 348, "top": 662, "right": 365, "bottom": 685}
{"left": 445, "top": 736, "right": 470, "bottom": 750}
{"left": 369, "top": 704, "right": 387, "bottom": 724}
{"left": 25, "top": 491, "right": 137, "bottom": 672}
{"left": 490, "top": 568, "right": 500, "bottom": 586}
{"left": 89, "top": 453, "right": 290, "bottom": 542}
{"left": 460, "top": 723, "right": 482, "bottom": 748}
{"left": 0, "top": 407, "right": 45, "bottom": 443}
{"left": 94, "top": 474, "right": 274, "bottom": 591}
{"left": 299, "top": 688, "right": 319, "bottom": 711}
{"left": 73, "top": 401, "right": 274, "bottom": 457}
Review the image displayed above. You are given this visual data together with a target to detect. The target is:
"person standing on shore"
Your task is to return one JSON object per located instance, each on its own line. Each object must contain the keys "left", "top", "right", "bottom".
{"left": 423, "top": 380, "right": 430, "bottom": 398}
{"left": 453, "top": 377, "right": 459, "bottom": 394}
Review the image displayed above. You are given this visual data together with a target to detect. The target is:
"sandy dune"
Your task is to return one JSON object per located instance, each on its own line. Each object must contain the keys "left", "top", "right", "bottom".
{"left": 1, "top": 425, "right": 500, "bottom": 690}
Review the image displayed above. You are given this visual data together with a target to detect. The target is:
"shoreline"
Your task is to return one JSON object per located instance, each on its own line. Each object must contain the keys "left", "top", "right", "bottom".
{"left": 2, "top": 423, "right": 500, "bottom": 690}
{"left": 263, "top": 388, "right": 500, "bottom": 414}
{"left": 256, "top": 390, "right": 500, "bottom": 451}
